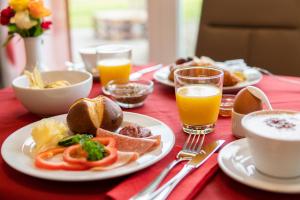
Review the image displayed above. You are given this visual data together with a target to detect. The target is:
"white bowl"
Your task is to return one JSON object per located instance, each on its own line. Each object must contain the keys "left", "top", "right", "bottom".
{"left": 242, "top": 110, "right": 300, "bottom": 178}
{"left": 12, "top": 70, "right": 93, "bottom": 116}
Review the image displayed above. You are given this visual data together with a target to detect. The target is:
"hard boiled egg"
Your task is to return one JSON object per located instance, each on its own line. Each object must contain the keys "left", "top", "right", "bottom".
{"left": 233, "top": 88, "right": 263, "bottom": 114}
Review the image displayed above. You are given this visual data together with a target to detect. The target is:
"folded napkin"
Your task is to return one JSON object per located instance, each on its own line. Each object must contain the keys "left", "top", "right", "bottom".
{"left": 106, "top": 147, "right": 219, "bottom": 200}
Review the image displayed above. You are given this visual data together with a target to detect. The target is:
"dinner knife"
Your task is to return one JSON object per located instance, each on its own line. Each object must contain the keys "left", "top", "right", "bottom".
{"left": 146, "top": 140, "right": 225, "bottom": 200}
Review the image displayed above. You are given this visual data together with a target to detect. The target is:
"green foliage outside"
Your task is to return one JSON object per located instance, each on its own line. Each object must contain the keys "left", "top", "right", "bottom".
{"left": 69, "top": 0, "right": 203, "bottom": 28}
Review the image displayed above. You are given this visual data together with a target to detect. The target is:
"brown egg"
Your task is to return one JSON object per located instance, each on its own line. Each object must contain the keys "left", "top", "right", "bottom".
{"left": 233, "top": 88, "right": 263, "bottom": 114}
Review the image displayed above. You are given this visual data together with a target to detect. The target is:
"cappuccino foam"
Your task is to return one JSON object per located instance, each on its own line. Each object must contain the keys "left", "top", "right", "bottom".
{"left": 244, "top": 112, "right": 300, "bottom": 140}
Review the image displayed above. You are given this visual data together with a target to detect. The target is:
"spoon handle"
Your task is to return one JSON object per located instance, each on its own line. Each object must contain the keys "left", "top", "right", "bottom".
{"left": 137, "top": 64, "right": 163, "bottom": 75}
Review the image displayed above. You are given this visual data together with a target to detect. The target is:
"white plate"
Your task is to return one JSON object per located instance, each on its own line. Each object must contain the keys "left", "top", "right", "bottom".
{"left": 153, "top": 66, "right": 263, "bottom": 93}
{"left": 1, "top": 112, "right": 175, "bottom": 182}
{"left": 218, "top": 138, "right": 300, "bottom": 193}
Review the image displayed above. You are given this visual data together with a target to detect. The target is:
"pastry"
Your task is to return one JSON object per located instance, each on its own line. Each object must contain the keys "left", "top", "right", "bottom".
{"left": 223, "top": 70, "right": 244, "bottom": 87}
{"left": 168, "top": 57, "right": 244, "bottom": 87}
{"left": 168, "top": 57, "right": 214, "bottom": 82}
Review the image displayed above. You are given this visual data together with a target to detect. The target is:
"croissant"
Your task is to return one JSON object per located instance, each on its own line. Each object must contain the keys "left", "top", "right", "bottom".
{"left": 223, "top": 70, "right": 243, "bottom": 87}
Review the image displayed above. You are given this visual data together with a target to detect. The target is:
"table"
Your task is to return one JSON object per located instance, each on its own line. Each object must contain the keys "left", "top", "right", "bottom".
{"left": 1, "top": 73, "right": 300, "bottom": 200}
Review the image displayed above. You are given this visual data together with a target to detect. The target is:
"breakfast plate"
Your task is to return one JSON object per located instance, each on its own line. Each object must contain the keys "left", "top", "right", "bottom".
{"left": 1, "top": 112, "right": 175, "bottom": 181}
{"left": 218, "top": 138, "right": 300, "bottom": 193}
{"left": 153, "top": 65, "right": 263, "bottom": 93}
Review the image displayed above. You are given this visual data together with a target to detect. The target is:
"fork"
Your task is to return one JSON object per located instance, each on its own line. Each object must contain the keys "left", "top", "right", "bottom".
{"left": 130, "top": 133, "right": 206, "bottom": 200}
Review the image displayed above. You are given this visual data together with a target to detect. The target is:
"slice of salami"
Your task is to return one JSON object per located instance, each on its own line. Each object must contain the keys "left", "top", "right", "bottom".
{"left": 96, "top": 128, "right": 160, "bottom": 155}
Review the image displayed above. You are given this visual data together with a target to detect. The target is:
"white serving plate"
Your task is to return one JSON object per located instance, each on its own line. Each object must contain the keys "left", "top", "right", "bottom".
{"left": 1, "top": 112, "right": 175, "bottom": 182}
{"left": 218, "top": 138, "right": 300, "bottom": 193}
{"left": 153, "top": 66, "right": 262, "bottom": 93}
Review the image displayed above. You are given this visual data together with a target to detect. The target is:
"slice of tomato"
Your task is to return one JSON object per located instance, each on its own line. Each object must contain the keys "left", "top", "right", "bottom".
{"left": 35, "top": 147, "right": 87, "bottom": 170}
{"left": 63, "top": 138, "right": 118, "bottom": 167}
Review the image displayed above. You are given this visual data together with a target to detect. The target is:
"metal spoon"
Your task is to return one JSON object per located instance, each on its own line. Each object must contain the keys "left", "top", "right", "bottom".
{"left": 130, "top": 64, "right": 163, "bottom": 81}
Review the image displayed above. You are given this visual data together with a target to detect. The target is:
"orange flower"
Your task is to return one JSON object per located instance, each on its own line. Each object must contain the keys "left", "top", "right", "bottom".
{"left": 28, "top": 0, "right": 51, "bottom": 19}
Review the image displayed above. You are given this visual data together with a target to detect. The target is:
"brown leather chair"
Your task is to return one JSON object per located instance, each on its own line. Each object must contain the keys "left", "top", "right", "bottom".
{"left": 196, "top": 0, "right": 300, "bottom": 76}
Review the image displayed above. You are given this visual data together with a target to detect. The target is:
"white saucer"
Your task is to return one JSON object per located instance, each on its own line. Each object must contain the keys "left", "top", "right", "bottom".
{"left": 218, "top": 138, "right": 300, "bottom": 193}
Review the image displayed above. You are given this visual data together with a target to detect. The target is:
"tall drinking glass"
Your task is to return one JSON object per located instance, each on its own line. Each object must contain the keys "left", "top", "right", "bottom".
{"left": 174, "top": 66, "right": 224, "bottom": 134}
{"left": 96, "top": 45, "right": 132, "bottom": 92}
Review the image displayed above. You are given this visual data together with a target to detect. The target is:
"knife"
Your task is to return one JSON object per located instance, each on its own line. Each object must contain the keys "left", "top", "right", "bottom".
{"left": 146, "top": 140, "right": 225, "bottom": 200}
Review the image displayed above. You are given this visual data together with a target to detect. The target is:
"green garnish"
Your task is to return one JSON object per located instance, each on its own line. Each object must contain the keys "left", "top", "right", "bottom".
{"left": 58, "top": 134, "right": 93, "bottom": 147}
{"left": 58, "top": 134, "right": 106, "bottom": 161}
{"left": 81, "top": 140, "right": 106, "bottom": 161}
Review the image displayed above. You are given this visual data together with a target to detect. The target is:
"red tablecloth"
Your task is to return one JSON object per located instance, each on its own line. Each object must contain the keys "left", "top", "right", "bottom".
{"left": 1, "top": 72, "right": 300, "bottom": 200}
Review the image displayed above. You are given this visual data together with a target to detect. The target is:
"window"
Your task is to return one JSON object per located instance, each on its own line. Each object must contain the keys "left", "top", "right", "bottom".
{"left": 181, "top": 0, "right": 203, "bottom": 57}
{"left": 69, "top": 0, "right": 204, "bottom": 65}
{"left": 68, "top": 0, "right": 148, "bottom": 65}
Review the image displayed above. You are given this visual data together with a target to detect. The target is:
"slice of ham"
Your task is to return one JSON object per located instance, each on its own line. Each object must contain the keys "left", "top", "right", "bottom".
{"left": 92, "top": 151, "right": 138, "bottom": 171}
{"left": 96, "top": 128, "right": 161, "bottom": 155}
{"left": 147, "top": 135, "right": 161, "bottom": 145}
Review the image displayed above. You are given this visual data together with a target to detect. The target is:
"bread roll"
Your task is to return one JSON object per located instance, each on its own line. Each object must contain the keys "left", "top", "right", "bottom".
{"left": 67, "top": 96, "right": 123, "bottom": 135}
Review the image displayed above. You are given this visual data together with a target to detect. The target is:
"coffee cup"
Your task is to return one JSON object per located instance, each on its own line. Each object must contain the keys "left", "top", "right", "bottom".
{"left": 242, "top": 109, "right": 300, "bottom": 178}
{"left": 79, "top": 47, "right": 97, "bottom": 74}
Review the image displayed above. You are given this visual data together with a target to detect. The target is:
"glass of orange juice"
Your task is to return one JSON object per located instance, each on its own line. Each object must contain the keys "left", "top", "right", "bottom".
{"left": 174, "top": 66, "right": 224, "bottom": 134}
{"left": 96, "top": 45, "right": 132, "bottom": 92}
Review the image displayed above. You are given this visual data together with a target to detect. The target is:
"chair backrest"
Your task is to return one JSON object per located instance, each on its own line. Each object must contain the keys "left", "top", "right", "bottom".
{"left": 196, "top": 0, "right": 300, "bottom": 76}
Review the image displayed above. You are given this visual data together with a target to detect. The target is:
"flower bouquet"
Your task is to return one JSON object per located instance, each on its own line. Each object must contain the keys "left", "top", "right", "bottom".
{"left": 0, "top": 0, "right": 52, "bottom": 71}
{"left": 1, "top": 0, "right": 52, "bottom": 44}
